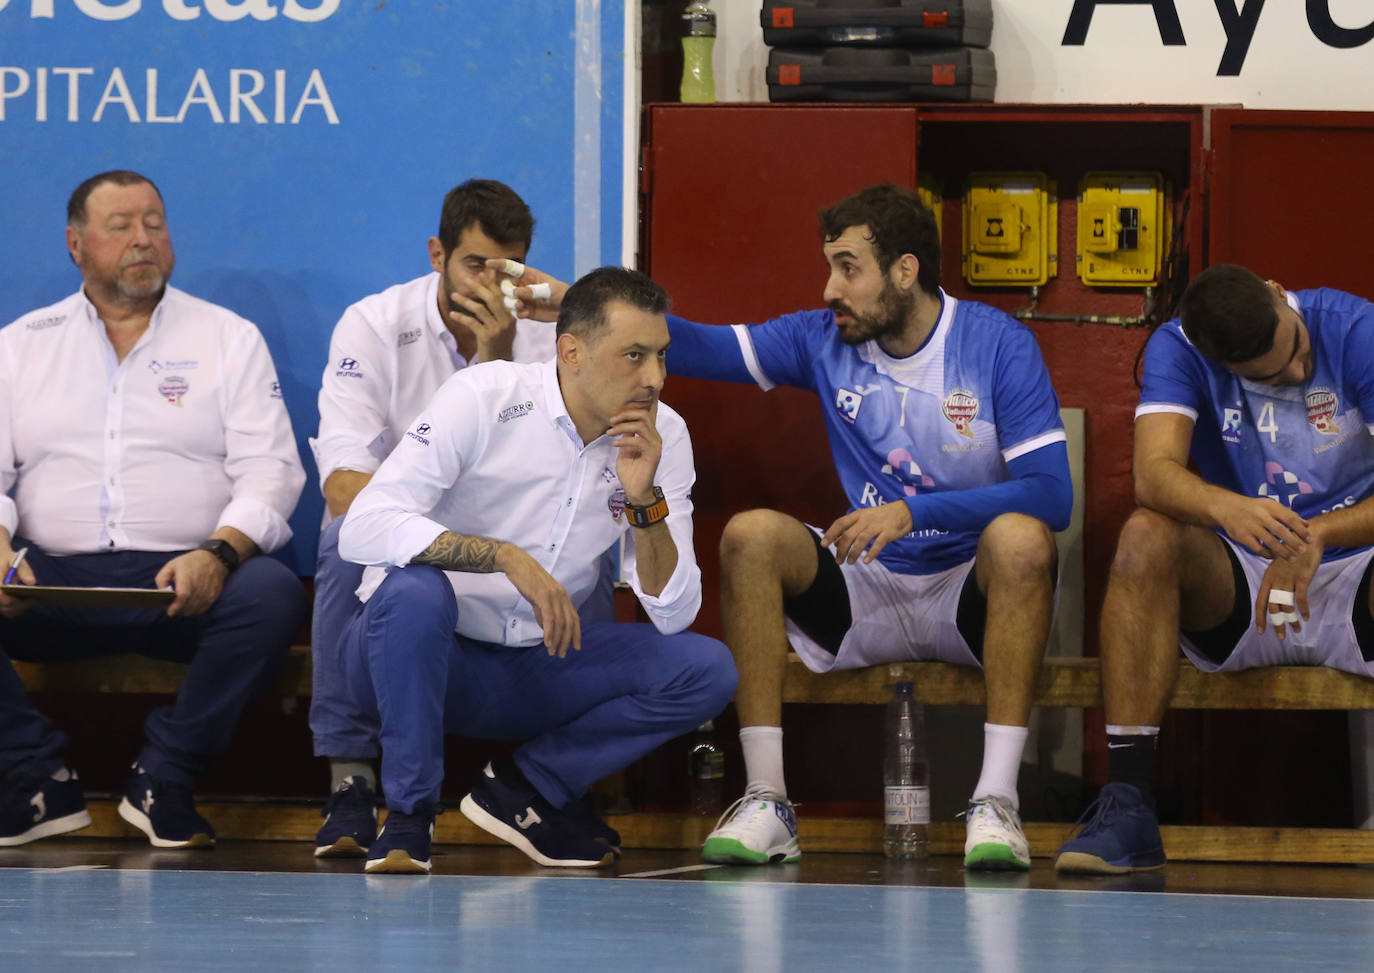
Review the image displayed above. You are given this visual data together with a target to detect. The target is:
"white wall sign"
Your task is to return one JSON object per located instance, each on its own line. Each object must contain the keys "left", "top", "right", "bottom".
{"left": 993, "top": 0, "right": 1374, "bottom": 109}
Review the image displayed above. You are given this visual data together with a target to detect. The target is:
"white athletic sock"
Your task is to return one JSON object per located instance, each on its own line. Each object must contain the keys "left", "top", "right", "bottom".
{"left": 739, "top": 725, "right": 786, "bottom": 799}
{"left": 1105, "top": 724, "right": 1161, "bottom": 737}
{"left": 971, "top": 723, "right": 1029, "bottom": 809}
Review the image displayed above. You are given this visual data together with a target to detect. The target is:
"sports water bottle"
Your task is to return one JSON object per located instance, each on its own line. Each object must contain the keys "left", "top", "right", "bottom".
{"left": 883, "top": 681, "right": 930, "bottom": 859}
{"left": 688, "top": 720, "right": 725, "bottom": 815}
{"left": 679, "top": 1, "right": 716, "bottom": 103}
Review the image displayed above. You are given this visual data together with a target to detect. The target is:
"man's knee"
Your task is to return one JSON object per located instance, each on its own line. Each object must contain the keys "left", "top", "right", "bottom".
{"left": 222, "top": 556, "right": 307, "bottom": 637}
{"left": 369, "top": 564, "right": 457, "bottom": 629}
{"left": 980, "top": 513, "right": 1057, "bottom": 582}
{"left": 676, "top": 633, "right": 739, "bottom": 713}
{"left": 1110, "top": 508, "right": 1187, "bottom": 583}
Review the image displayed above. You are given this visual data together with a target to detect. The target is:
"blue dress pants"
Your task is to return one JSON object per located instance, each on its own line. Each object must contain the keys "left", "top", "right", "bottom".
{"left": 309, "top": 514, "right": 619, "bottom": 759}
{"left": 337, "top": 564, "right": 736, "bottom": 813}
{"left": 0, "top": 540, "right": 305, "bottom": 787}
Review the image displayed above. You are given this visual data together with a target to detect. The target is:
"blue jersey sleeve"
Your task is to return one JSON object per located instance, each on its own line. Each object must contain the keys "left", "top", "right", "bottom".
{"left": 1328, "top": 292, "right": 1374, "bottom": 431}
{"left": 1138, "top": 323, "right": 1209, "bottom": 417}
{"left": 906, "top": 439, "right": 1072, "bottom": 533}
{"left": 666, "top": 311, "right": 828, "bottom": 392}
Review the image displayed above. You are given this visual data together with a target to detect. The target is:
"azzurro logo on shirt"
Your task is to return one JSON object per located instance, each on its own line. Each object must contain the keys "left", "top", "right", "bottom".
{"left": 498, "top": 401, "right": 535, "bottom": 423}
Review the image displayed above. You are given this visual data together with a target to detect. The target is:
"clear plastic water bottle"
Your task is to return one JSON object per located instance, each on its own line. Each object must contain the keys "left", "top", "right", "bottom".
{"left": 688, "top": 720, "right": 725, "bottom": 815}
{"left": 883, "top": 681, "right": 930, "bottom": 859}
{"left": 679, "top": 1, "right": 716, "bottom": 103}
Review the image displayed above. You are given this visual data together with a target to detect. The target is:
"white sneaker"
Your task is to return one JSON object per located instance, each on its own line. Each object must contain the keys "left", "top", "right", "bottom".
{"left": 963, "top": 796, "right": 1031, "bottom": 871}
{"left": 701, "top": 791, "right": 801, "bottom": 865}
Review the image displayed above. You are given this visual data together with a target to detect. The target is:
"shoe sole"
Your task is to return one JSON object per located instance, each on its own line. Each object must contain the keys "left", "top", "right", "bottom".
{"left": 1054, "top": 850, "right": 1167, "bottom": 875}
{"left": 0, "top": 809, "right": 93, "bottom": 847}
{"left": 964, "top": 842, "right": 1030, "bottom": 871}
{"left": 117, "top": 798, "right": 214, "bottom": 849}
{"left": 364, "top": 849, "right": 432, "bottom": 874}
{"left": 701, "top": 835, "right": 801, "bottom": 865}
{"left": 315, "top": 835, "right": 369, "bottom": 858}
{"left": 459, "top": 794, "right": 614, "bottom": 868}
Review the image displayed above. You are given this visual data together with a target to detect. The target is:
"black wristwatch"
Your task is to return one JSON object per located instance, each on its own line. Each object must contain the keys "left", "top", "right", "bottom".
{"left": 197, "top": 539, "right": 241, "bottom": 574}
{"left": 624, "top": 487, "right": 669, "bottom": 528}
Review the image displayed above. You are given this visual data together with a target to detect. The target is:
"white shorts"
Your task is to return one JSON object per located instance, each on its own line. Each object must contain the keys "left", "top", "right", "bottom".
{"left": 785, "top": 526, "right": 981, "bottom": 674}
{"left": 1181, "top": 536, "right": 1374, "bottom": 676}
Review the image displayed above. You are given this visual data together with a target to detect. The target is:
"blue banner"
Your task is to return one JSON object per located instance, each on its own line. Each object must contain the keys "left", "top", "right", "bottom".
{"left": 0, "top": 0, "right": 627, "bottom": 571}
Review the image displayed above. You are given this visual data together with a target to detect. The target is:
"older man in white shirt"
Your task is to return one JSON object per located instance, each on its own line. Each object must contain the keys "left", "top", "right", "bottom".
{"left": 336, "top": 266, "right": 736, "bottom": 873}
{"left": 308, "top": 180, "right": 614, "bottom": 858}
{"left": 0, "top": 170, "right": 306, "bottom": 849}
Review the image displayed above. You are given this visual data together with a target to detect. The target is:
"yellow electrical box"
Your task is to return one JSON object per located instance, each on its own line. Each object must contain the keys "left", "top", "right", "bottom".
{"left": 962, "top": 172, "right": 1057, "bottom": 286}
{"left": 917, "top": 173, "right": 943, "bottom": 241}
{"left": 1076, "top": 172, "right": 1170, "bottom": 287}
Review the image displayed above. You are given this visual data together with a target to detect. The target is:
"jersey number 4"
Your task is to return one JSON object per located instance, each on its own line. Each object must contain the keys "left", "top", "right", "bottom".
{"left": 1257, "top": 402, "right": 1278, "bottom": 443}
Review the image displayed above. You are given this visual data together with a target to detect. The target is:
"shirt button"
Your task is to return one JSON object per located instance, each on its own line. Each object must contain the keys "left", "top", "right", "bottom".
{"left": 108, "top": 476, "right": 116, "bottom": 486}
{"left": 107, "top": 520, "right": 115, "bottom": 527}
{"left": 108, "top": 430, "right": 116, "bottom": 439}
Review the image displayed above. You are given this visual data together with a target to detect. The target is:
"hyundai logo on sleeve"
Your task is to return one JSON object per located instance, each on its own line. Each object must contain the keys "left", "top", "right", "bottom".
{"left": 336, "top": 357, "right": 363, "bottom": 379}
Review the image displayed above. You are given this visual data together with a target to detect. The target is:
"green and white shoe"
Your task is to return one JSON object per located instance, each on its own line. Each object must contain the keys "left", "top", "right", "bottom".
{"left": 702, "top": 791, "right": 801, "bottom": 865}
{"left": 963, "top": 796, "right": 1031, "bottom": 871}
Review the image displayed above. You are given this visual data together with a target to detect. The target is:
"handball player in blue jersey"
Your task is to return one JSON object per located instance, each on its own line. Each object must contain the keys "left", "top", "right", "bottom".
{"left": 1057, "top": 265, "right": 1374, "bottom": 874}
{"left": 523, "top": 184, "right": 1074, "bottom": 868}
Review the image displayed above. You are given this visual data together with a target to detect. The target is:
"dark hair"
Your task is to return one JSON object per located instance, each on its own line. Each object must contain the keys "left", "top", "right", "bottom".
{"left": 1179, "top": 264, "right": 1281, "bottom": 364}
{"left": 818, "top": 183, "right": 941, "bottom": 293}
{"left": 556, "top": 266, "right": 669, "bottom": 340}
{"left": 68, "top": 170, "right": 163, "bottom": 227}
{"left": 437, "top": 179, "right": 534, "bottom": 253}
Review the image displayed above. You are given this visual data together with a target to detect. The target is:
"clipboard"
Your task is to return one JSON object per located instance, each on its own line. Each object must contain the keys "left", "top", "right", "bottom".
{"left": 0, "top": 585, "right": 176, "bottom": 608}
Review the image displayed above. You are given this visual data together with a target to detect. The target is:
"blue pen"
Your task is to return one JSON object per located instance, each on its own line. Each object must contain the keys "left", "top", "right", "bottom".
{"left": 4, "top": 546, "right": 29, "bottom": 584}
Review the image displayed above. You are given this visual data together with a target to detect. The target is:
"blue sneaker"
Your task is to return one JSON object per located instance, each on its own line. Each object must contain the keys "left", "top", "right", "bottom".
{"left": 460, "top": 760, "right": 615, "bottom": 868}
{"left": 0, "top": 768, "right": 92, "bottom": 846}
{"left": 561, "top": 794, "right": 622, "bottom": 853}
{"left": 1055, "top": 782, "right": 1166, "bottom": 874}
{"left": 364, "top": 805, "right": 436, "bottom": 874}
{"left": 315, "top": 777, "right": 379, "bottom": 858}
{"left": 117, "top": 763, "right": 215, "bottom": 849}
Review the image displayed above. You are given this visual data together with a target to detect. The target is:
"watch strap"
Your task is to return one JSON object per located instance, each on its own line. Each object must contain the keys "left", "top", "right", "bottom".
{"left": 624, "top": 486, "right": 669, "bottom": 528}
{"left": 197, "top": 539, "right": 240, "bottom": 573}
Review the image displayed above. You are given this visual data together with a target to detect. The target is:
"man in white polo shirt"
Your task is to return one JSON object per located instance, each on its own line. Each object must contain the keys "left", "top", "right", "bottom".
{"left": 336, "top": 266, "right": 736, "bottom": 873}
{"left": 0, "top": 170, "right": 306, "bottom": 849}
{"left": 308, "top": 180, "right": 613, "bottom": 857}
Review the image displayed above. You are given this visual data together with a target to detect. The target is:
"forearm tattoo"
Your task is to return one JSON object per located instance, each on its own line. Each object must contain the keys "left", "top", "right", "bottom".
{"left": 412, "top": 532, "right": 502, "bottom": 573}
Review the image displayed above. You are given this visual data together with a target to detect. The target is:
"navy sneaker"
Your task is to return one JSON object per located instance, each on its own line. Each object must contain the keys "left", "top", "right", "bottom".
{"left": 460, "top": 760, "right": 615, "bottom": 868}
{"left": 562, "top": 794, "right": 622, "bottom": 853}
{"left": 1055, "top": 782, "right": 1166, "bottom": 874}
{"left": 364, "top": 805, "right": 436, "bottom": 874}
{"left": 0, "top": 768, "right": 92, "bottom": 847}
{"left": 117, "top": 763, "right": 215, "bottom": 849}
{"left": 315, "top": 776, "right": 379, "bottom": 858}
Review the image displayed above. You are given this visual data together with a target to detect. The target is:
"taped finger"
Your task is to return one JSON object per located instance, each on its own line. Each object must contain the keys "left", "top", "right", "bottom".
{"left": 1267, "top": 588, "right": 1296, "bottom": 608}
{"left": 527, "top": 281, "right": 552, "bottom": 301}
{"left": 499, "top": 259, "right": 526, "bottom": 278}
{"left": 1268, "top": 609, "right": 1301, "bottom": 626}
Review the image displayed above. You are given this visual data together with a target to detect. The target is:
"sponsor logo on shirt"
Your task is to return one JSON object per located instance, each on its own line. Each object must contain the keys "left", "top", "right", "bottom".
{"left": 25, "top": 315, "right": 65, "bottom": 331}
{"left": 398, "top": 328, "right": 423, "bottom": 347}
{"left": 148, "top": 359, "right": 164, "bottom": 373}
{"left": 164, "top": 359, "right": 198, "bottom": 370}
{"left": 1256, "top": 461, "right": 1313, "bottom": 507}
{"left": 336, "top": 357, "right": 363, "bottom": 379}
{"left": 608, "top": 487, "right": 626, "bottom": 521}
{"left": 835, "top": 387, "right": 864, "bottom": 423}
{"left": 1221, "top": 407, "right": 1243, "bottom": 445}
{"left": 601, "top": 466, "right": 617, "bottom": 483}
{"left": 406, "top": 421, "right": 432, "bottom": 446}
{"left": 498, "top": 401, "right": 535, "bottom": 423}
{"left": 270, "top": 381, "right": 283, "bottom": 399}
{"left": 1305, "top": 388, "right": 1341, "bottom": 436}
{"left": 881, "top": 448, "right": 934, "bottom": 498}
{"left": 941, "top": 389, "right": 978, "bottom": 439}
{"left": 158, "top": 375, "right": 189, "bottom": 406}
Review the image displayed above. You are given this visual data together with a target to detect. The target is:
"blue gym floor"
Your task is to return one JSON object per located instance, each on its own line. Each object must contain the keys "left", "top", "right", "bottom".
{"left": 4, "top": 847, "right": 1374, "bottom": 971}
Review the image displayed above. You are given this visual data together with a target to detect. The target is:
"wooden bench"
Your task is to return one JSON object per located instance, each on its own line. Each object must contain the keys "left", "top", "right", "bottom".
{"left": 15, "top": 652, "right": 1374, "bottom": 863}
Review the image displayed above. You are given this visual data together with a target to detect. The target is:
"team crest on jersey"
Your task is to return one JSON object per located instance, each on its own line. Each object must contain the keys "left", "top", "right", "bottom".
{"left": 1257, "top": 461, "right": 1314, "bottom": 507}
{"left": 1305, "top": 388, "right": 1341, "bottom": 435}
{"left": 1221, "top": 408, "right": 1243, "bottom": 445}
{"left": 158, "top": 376, "right": 189, "bottom": 406}
{"left": 941, "top": 389, "right": 978, "bottom": 439}
{"left": 835, "top": 387, "right": 865, "bottom": 423}
{"left": 601, "top": 466, "right": 617, "bottom": 483}
{"left": 882, "top": 448, "right": 935, "bottom": 497}
{"left": 608, "top": 487, "right": 626, "bottom": 521}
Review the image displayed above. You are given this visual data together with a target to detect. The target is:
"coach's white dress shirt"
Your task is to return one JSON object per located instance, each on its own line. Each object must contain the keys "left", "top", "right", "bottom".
{"left": 338, "top": 358, "right": 701, "bottom": 646}
{"left": 310, "top": 272, "right": 556, "bottom": 491}
{"left": 0, "top": 286, "right": 305, "bottom": 555}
